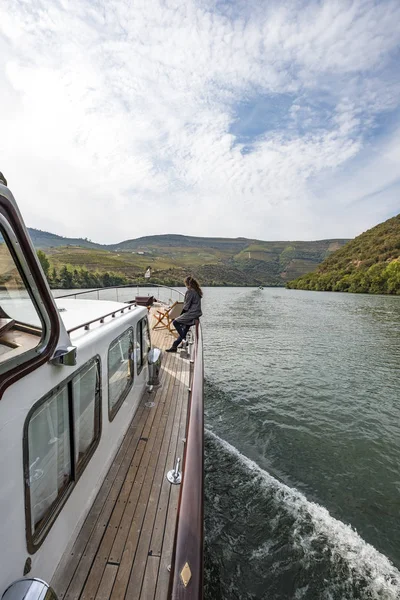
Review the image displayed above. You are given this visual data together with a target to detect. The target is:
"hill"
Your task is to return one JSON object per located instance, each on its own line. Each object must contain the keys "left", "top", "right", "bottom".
{"left": 287, "top": 214, "right": 400, "bottom": 294}
{"left": 31, "top": 229, "right": 349, "bottom": 287}
{"left": 109, "top": 234, "right": 251, "bottom": 252}
{"left": 27, "top": 228, "right": 103, "bottom": 249}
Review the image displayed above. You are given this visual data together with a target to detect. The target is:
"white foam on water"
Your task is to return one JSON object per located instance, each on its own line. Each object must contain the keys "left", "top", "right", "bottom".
{"left": 294, "top": 585, "right": 310, "bottom": 600}
{"left": 206, "top": 429, "right": 400, "bottom": 599}
{"left": 251, "top": 540, "right": 273, "bottom": 560}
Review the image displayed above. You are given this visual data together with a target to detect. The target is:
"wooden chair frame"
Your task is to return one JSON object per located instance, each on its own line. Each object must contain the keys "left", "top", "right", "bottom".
{"left": 152, "top": 301, "right": 184, "bottom": 334}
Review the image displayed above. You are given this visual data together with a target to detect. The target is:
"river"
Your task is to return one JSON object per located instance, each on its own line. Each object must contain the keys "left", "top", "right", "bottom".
{"left": 2, "top": 278, "right": 398, "bottom": 597}
{"left": 201, "top": 287, "right": 400, "bottom": 600}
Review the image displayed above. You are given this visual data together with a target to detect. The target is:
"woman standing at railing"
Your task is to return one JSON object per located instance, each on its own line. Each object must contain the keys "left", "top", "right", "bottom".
{"left": 166, "top": 276, "right": 202, "bottom": 352}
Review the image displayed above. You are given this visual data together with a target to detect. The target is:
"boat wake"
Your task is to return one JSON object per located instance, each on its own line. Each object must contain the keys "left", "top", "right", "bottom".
{"left": 205, "top": 429, "right": 400, "bottom": 600}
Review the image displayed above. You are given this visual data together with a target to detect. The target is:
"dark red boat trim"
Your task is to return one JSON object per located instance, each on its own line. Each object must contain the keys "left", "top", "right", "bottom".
{"left": 170, "top": 320, "right": 204, "bottom": 599}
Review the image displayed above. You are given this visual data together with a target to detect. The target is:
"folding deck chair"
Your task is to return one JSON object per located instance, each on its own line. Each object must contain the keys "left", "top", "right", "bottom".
{"left": 152, "top": 301, "right": 184, "bottom": 334}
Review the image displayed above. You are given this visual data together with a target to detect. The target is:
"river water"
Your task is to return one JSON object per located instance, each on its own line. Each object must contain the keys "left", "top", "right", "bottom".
{"left": 201, "top": 287, "right": 400, "bottom": 600}
{"left": 42, "top": 286, "right": 400, "bottom": 597}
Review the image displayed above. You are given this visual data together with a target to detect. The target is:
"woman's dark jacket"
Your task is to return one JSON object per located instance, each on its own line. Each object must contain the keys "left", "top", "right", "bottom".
{"left": 175, "top": 288, "right": 202, "bottom": 326}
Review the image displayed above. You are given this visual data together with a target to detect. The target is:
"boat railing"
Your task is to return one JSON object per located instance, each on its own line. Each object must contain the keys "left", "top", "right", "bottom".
{"left": 54, "top": 284, "right": 185, "bottom": 306}
{"left": 170, "top": 320, "right": 204, "bottom": 599}
{"left": 66, "top": 303, "right": 137, "bottom": 334}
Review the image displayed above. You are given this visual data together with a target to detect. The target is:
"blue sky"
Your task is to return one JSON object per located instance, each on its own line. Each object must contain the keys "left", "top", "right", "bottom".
{"left": 0, "top": 0, "right": 399, "bottom": 243}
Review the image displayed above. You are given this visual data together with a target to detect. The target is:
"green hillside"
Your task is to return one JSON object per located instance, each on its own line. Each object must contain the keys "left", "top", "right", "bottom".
{"left": 27, "top": 228, "right": 103, "bottom": 249}
{"left": 287, "top": 214, "right": 400, "bottom": 294}
{"left": 109, "top": 234, "right": 251, "bottom": 252}
{"left": 35, "top": 233, "right": 349, "bottom": 288}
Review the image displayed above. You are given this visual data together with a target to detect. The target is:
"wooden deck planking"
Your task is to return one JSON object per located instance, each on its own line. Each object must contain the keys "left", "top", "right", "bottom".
{"left": 108, "top": 356, "right": 180, "bottom": 566}
{"left": 62, "top": 394, "right": 164, "bottom": 600}
{"left": 125, "top": 359, "right": 190, "bottom": 600}
{"left": 140, "top": 556, "right": 160, "bottom": 600}
{"left": 150, "top": 357, "right": 190, "bottom": 562}
{"left": 80, "top": 378, "right": 170, "bottom": 600}
{"left": 107, "top": 373, "right": 179, "bottom": 599}
{"left": 154, "top": 361, "right": 191, "bottom": 600}
{"left": 95, "top": 565, "right": 118, "bottom": 600}
{"left": 52, "top": 403, "right": 148, "bottom": 599}
{"left": 110, "top": 357, "right": 184, "bottom": 600}
{"left": 79, "top": 354, "right": 178, "bottom": 596}
{"left": 52, "top": 310, "right": 191, "bottom": 600}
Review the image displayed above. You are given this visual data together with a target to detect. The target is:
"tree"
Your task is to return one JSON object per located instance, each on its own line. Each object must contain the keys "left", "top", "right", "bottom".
{"left": 37, "top": 250, "right": 50, "bottom": 279}
{"left": 50, "top": 266, "right": 59, "bottom": 287}
{"left": 384, "top": 260, "right": 400, "bottom": 294}
{"left": 286, "top": 213, "right": 400, "bottom": 295}
{"left": 60, "top": 265, "right": 73, "bottom": 288}
{"left": 102, "top": 272, "right": 111, "bottom": 287}
{"left": 73, "top": 269, "right": 82, "bottom": 287}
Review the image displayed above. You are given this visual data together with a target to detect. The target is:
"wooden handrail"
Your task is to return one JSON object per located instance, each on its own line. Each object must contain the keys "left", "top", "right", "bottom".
{"left": 170, "top": 321, "right": 204, "bottom": 599}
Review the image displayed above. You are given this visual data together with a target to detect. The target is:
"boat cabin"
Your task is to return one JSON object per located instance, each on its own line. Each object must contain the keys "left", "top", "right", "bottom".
{"left": 0, "top": 183, "right": 203, "bottom": 600}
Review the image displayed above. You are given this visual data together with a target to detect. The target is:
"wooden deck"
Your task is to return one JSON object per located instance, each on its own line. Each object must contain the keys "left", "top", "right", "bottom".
{"left": 52, "top": 314, "right": 191, "bottom": 600}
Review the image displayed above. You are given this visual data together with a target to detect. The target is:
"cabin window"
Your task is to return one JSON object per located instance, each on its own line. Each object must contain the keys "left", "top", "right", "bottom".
{"left": 28, "top": 386, "right": 72, "bottom": 538}
{"left": 72, "top": 358, "right": 101, "bottom": 472}
{"left": 108, "top": 329, "right": 133, "bottom": 419}
{"left": 25, "top": 358, "right": 101, "bottom": 550}
{"left": 142, "top": 318, "right": 151, "bottom": 364}
{"left": 136, "top": 318, "right": 151, "bottom": 375}
{"left": 0, "top": 224, "right": 43, "bottom": 366}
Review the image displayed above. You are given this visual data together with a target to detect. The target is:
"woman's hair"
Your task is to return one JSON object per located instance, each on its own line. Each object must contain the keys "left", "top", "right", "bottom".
{"left": 185, "top": 275, "right": 203, "bottom": 298}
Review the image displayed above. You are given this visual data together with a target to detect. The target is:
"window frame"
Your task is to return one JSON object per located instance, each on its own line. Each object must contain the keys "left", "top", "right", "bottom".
{"left": 0, "top": 194, "right": 60, "bottom": 399}
{"left": 136, "top": 317, "right": 151, "bottom": 376}
{"left": 0, "top": 220, "right": 44, "bottom": 334}
{"left": 72, "top": 358, "right": 102, "bottom": 478}
{"left": 23, "top": 356, "right": 102, "bottom": 553}
{"left": 108, "top": 328, "right": 134, "bottom": 421}
{"left": 136, "top": 320, "right": 144, "bottom": 376}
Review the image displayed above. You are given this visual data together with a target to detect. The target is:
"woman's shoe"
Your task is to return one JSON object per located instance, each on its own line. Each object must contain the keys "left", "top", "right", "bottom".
{"left": 166, "top": 346, "right": 177, "bottom": 353}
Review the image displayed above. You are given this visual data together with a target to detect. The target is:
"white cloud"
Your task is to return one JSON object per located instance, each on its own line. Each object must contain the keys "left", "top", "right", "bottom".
{"left": 0, "top": 0, "right": 399, "bottom": 243}
{"left": 309, "top": 122, "right": 400, "bottom": 237}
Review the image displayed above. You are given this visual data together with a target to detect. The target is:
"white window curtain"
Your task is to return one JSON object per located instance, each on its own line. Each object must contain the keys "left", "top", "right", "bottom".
{"left": 109, "top": 330, "right": 132, "bottom": 411}
{"left": 28, "top": 387, "right": 71, "bottom": 534}
{"left": 136, "top": 322, "right": 142, "bottom": 371}
{"left": 72, "top": 361, "right": 98, "bottom": 465}
{"left": 142, "top": 319, "right": 150, "bottom": 365}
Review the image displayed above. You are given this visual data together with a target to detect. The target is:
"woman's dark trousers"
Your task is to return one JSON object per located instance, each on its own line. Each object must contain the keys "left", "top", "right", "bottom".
{"left": 172, "top": 320, "right": 189, "bottom": 348}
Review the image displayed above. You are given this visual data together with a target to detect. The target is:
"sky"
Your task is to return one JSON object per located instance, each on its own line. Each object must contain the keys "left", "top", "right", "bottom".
{"left": 0, "top": 0, "right": 400, "bottom": 244}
